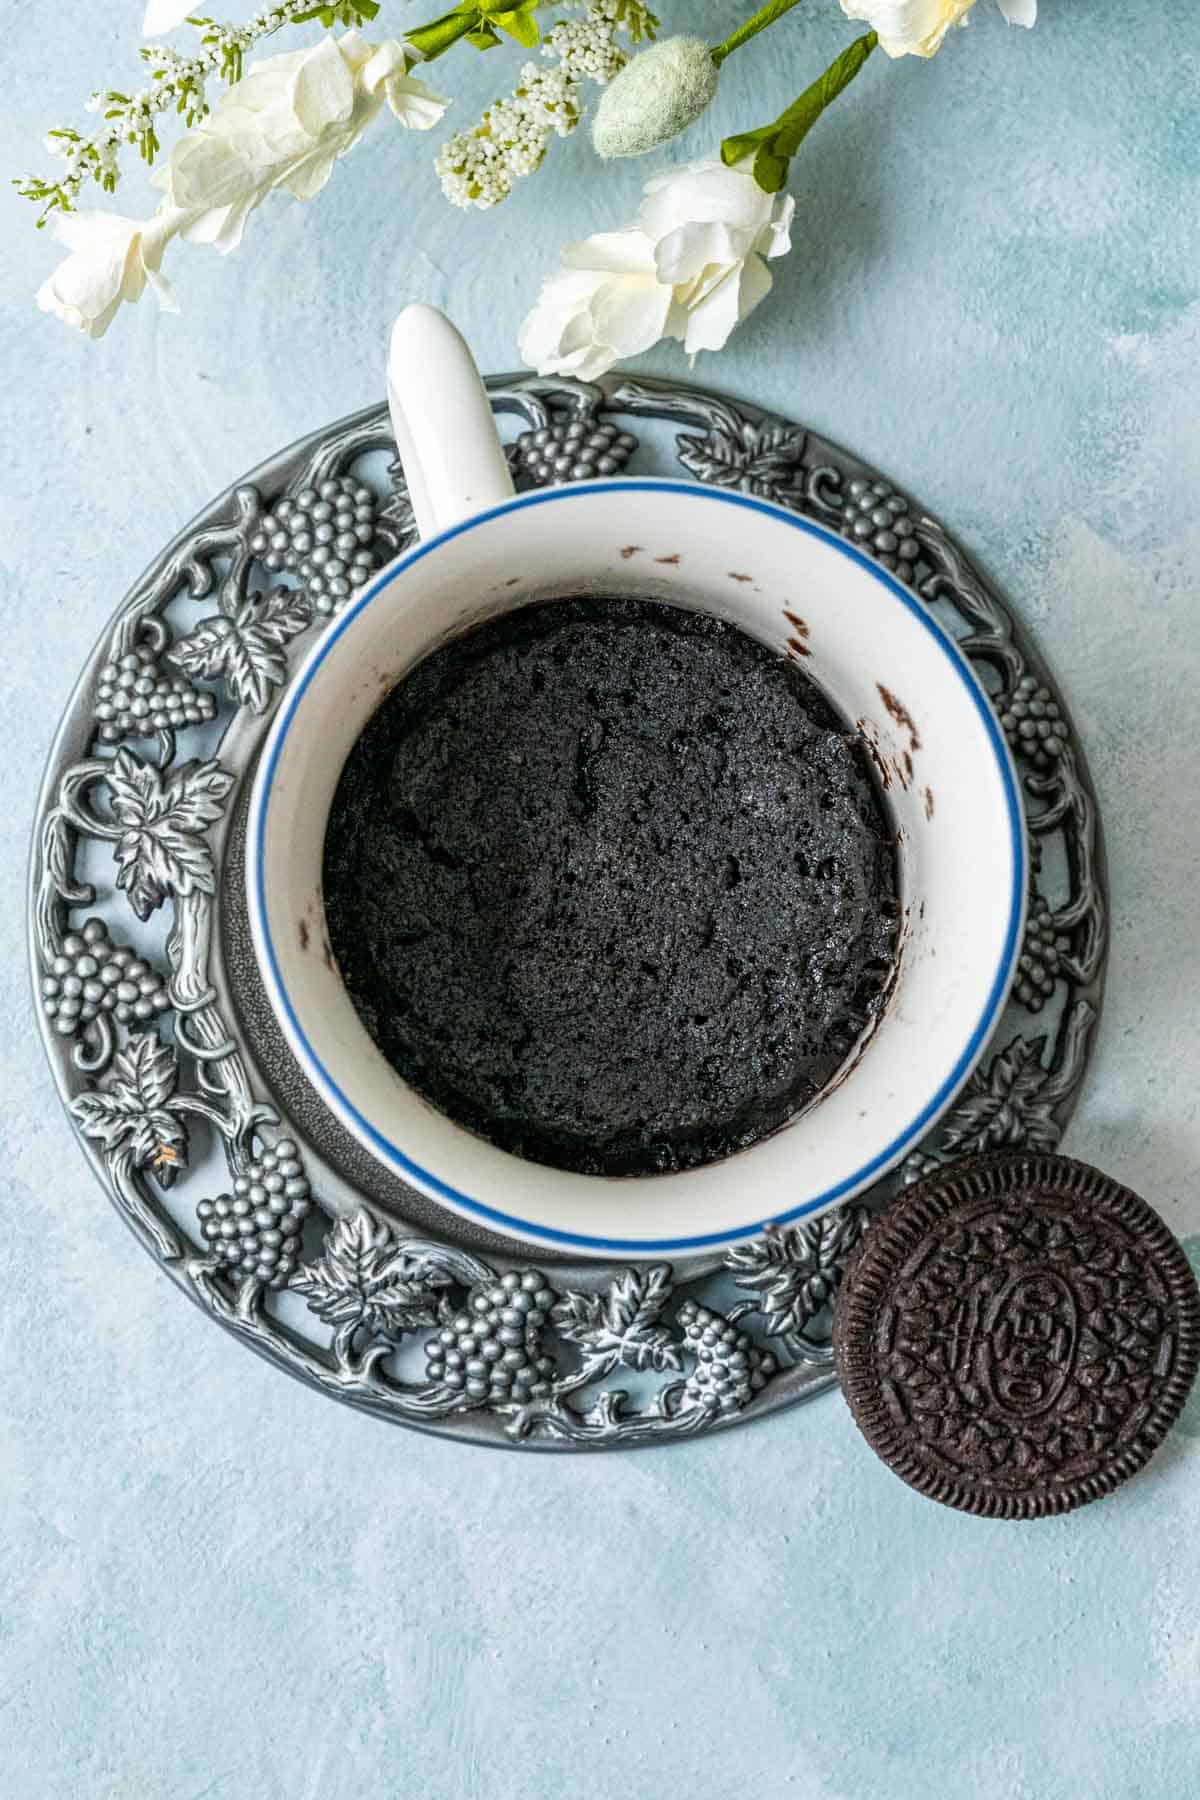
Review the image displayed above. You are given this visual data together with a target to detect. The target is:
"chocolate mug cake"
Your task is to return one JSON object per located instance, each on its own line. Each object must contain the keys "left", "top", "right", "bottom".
{"left": 322, "top": 595, "right": 900, "bottom": 1178}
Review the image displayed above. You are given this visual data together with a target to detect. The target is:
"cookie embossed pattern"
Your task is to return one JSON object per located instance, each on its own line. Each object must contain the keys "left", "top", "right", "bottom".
{"left": 30, "top": 373, "right": 1108, "bottom": 1450}
{"left": 832, "top": 1155, "right": 1200, "bottom": 1517}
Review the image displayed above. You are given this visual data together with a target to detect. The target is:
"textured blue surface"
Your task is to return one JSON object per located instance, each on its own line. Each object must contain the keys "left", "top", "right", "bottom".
{"left": 2, "top": 2, "right": 1198, "bottom": 1795}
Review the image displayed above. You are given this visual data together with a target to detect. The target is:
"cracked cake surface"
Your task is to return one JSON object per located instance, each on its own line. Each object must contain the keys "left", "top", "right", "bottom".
{"left": 322, "top": 596, "right": 899, "bottom": 1177}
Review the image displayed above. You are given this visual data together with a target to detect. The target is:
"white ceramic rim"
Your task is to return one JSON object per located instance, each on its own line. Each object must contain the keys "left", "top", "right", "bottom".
{"left": 248, "top": 479, "right": 1026, "bottom": 1254}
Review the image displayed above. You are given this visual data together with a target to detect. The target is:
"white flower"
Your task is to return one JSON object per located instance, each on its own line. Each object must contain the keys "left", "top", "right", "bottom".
{"left": 437, "top": 62, "right": 581, "bottom": 210}
{"left": 438, "top": 130, "right": 518, "bottom": 210}
{"left": 36, "top": 207, "right": 183, "bottom": 339}
{"left": 142, "top": 0, "right": 194, "bottom": 36}
{"left": 158, "top": 32, "right": 446, "bottom": 253}
{"left": 640, "top": 158, "right": 793, "bottom": 350}
{"left": 36, "top": 30, "right": 448, "bottom": 337}
{"left": 365, "top": 42, "right": 450, "bottom": 131}
{"left": 516, "top": 64, "right": 582, "bottom": 139}
{"left": 520, "top": 158, "right": 793, "bottom": 377}
{"left": 839, "top": 0, "right": 1036, "bottom": 58}
{"left": 519, "top": 229, "right": 684, "bottom": 379}
{"left": 545, "top": 14, "right": 626, "bottom": 84}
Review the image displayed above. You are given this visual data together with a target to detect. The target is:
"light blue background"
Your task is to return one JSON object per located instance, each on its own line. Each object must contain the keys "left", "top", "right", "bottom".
{"left": 2, "top": 2, "right": 1198, "bottom": 1795}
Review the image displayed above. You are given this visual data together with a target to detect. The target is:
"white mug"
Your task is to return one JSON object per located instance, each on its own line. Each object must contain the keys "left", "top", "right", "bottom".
{"left": 247, "top": 306, "right": 1026, "bottom": 1258}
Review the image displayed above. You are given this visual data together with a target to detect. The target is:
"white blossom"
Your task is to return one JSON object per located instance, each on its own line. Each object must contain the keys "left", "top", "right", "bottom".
{"left": 437, "top": 62, "right": 582, "bottom": 209}
{"left": 521, "top": 158, "right": 794, "bottom": 377}
{"left": 36, "top": 207, "right": 184, "bottom": 338}
{"left": 644, "top": 158, "right": 793, "bottom": 354}
{"left": 839, "top": 0, "right": 1036, "bottom": 58}
{"left": 35, "top": 30, "right": 446, "bottom": 336}
{"left": 544, "top": 15, "right": 627, "bottom": 84}
{"left": 641, "top": 159, "right": 792, "bottom": 278}
{"left": 517, "top": 64, "right": 584, "bottom": 138}
{"left": 156, "top": 32, "right": 446, "bottom": 252}
{"left": 437, "top": 130, "right": 518, "bottom": 209}
{"left": 586, "top": 0, "right": 657, "bottom": 36}
{"left": 437, "top": 1, "right": 643, "bottom": 212}
{"left": 519, "top": 228, "right": 684, "bottom": 380}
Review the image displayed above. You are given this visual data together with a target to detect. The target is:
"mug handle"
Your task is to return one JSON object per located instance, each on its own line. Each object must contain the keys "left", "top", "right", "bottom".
{"left": 387, "top": 304, "right": 515, "bottom": 540}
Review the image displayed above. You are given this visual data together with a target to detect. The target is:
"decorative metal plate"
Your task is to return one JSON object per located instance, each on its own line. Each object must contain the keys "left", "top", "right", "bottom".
{"left": 30, "top": 375, "right": 1107, "bottom": 1451}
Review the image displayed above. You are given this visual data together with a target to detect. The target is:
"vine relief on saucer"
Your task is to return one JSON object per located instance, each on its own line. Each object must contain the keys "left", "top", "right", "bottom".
{"left": 31, "top": 375, "right": 1105, "bottom": 1449}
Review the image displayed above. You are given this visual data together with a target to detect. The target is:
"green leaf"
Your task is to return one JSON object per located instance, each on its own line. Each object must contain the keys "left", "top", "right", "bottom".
{"left": 720, "top": 124, "right": 774, "bottom": 169}
{"left": 408, "top": 0, "right": 538, "bottom": 56}
{"left": 775, "top": 33, "right": 877, "bottom": 158}
{"left": 492, "top": 6, "right": 540, "bottom": 48}
{"left": 712, "top": 0, "right": 807, "bottom": 67}
{"left": 721, "top": 30, "right": 877, "bottom": 194}
{"left": 408, "top": 5, "right": 486, "bottom": 60}
{"left": 295, "top": 1, "right": 380, "bottom": 22}
{"left": 753, "top": 148, "right": 788, "bottom": 193}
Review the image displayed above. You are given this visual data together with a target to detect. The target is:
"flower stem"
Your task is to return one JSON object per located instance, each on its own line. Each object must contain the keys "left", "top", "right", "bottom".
{"left": 407, "top": 9, "right": 482, "bottom": 61}
{"left": 408, "top": 2, "right": 541, "bottom": 61}
{"left": 722, "top": 30, "right": 878, "bottom": 192}
{"left": 14, "top": 0, "right": 377, "bottom": 223}
{"left": 712, "top": 0, "right": 809, "bottom": 69}
{"left": 16, "top": 0, "right": 482, "bottom": 227}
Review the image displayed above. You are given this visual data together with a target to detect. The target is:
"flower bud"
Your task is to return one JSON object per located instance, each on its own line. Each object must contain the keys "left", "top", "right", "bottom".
{"left": 591, "top": 37, "right": 719, "bottom": 160}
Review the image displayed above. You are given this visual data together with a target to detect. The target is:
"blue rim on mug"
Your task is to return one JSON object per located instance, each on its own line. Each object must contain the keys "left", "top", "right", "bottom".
{"left": 249, "top": 480, "right": 1027, "bottom": 1255}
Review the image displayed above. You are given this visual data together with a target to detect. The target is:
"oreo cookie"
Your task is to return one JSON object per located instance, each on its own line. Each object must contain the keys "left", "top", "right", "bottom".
{"left": 832, "top": 1153, "right": 1200, "bottom": 1518}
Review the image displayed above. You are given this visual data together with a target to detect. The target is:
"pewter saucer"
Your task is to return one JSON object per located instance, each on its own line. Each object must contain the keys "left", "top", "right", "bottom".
{"left": 30, "top": 374, "right": 1106, "bottom": 1449}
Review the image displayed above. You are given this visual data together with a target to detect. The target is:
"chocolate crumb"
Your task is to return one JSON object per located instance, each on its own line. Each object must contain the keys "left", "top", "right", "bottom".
{"left": 877, "top": 682, "right": 921, "bottom": 750}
